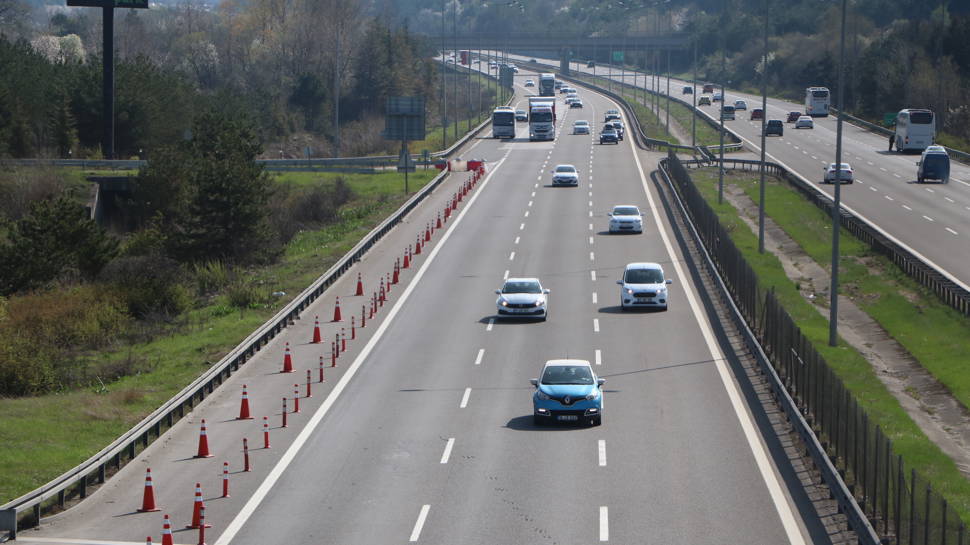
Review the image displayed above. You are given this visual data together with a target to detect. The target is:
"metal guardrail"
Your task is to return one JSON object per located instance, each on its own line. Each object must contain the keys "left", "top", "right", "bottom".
{"left": 681, "top": 157, "right": 970, "bottom": 316}
{"left": 0, "top": 102, "right": 499, "bottom": 538}
{"left": 658, "top": 154, "right": 881, "bottom": 544}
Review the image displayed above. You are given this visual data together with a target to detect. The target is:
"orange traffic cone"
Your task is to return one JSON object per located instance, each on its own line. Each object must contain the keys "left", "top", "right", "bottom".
{"left": 332, "top": 296, "right": 342, "bottom": 322}
{"left": 193, "top": 420, "right": 213, "bottom": 458}
{"left": 146, "top": 538, "right": 153, "bottom": 545}
{"left": 436, "top": 213, "right": 442, "bottom": 229}
{"left": 355, "top": 272, "right": 364, "bottom": 296}
{"left": 312, "top": 316, "right": 322, "bottom": 344}
{"left": 186, "top": 483, "right": 210, "bottom": 528}
{"left": 282, "top": 342, "right": 294, "bottom": 373}
{"left": 161, "top": 514, "right": 174, "bottom": 545}
{"left": 137, "top": 468, "right": 160, "bottom": 512}
{"left": 403, "top": 248, "right": 410, "bottom": 269}
{"left": 424, "top": 223, "right": 431, "bottom": 242}
{"left": 237, "top": 385, "right": 253, "bottom": 420}
{"left": 392, "top": 263, "right": 399, "bottom": 285}
{"left": 415, "top": 236, "right": 422, "bottom": 255}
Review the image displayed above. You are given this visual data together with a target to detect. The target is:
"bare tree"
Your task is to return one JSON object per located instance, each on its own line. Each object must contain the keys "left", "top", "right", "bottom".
{"left": 317, "top": 0, "right": 363, "bottom": 156}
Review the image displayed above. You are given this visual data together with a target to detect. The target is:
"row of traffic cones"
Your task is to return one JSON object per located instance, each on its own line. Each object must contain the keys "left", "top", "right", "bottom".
{"left": 139, "top": 481, "right": 208, "bottom": 545}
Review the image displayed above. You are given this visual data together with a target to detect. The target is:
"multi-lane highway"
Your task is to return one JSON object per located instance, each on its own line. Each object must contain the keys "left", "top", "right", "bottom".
{"left": 513, "top": 53, "right": 970, "bottom": 293}
{"left": 22, "top": 72, "right": 823, "bottom": 544}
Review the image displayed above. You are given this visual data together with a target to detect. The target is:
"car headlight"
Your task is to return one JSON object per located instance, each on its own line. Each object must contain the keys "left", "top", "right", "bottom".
{"left": 536, "top": 390, "right": 552, "bottom": 400}
{"left": 500, "top": 300, "right": 508, "bottom": 307}
{"left": 626, "top": 288, "right": 634, "bottom": 295}
{"left": 534, "top": 299, "right": 544, "bottom": 307}
{"left": 585, "top": 389, "right": 601, "bottom": 400}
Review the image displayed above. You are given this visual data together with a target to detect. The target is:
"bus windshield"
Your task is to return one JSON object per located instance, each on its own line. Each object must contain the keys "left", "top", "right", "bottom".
{"left": 492, "top": 112, "right": 515, "bottom": 126}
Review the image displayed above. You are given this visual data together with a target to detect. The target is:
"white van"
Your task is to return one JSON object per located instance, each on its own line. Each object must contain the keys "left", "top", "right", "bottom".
{"left": 917, "top": 145, "right": 950, "bottom": 184}
{"left": 720, "top": 105, "right": 736, "bottom": 121}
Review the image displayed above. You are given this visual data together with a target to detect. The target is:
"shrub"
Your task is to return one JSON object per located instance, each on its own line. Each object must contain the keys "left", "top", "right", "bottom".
{"left": 225, "top": 278, "right": 266, "bottom": 309}
{"left": 99, "top": 255, "right": 191, "bottom": 318}
{"left": 192, "top": 260, "right": 232, "bottom": 296}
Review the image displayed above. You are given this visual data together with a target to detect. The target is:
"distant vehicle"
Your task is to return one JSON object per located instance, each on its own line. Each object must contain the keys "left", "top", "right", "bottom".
{"left": 608, "top": 205, "right": 643, "bottom": 234}
{"left": 795, "top": 116, "right": 814, "bottom": 129}
{"left": 565, "top": 96, "right": 577, "bottom": 105}
{"left": 608, "top": 120, "right": 624, "bottom": 139}
{"left": 600, "top": 128, "right": 619, "bottom": 144}
{"left": 570, "top": 99, "right": 584, "bottom": 108}
{"left": 734, "top": 100, "right": 747, "bottom": 110}
{"left": 698, "top": 96, "right": 712, "bottom": 106}
{"left": 805, "top": 87, "right": 830, "bottom": 116}
{"left": 720, "top": 105, "right": 736, "bottom": 121}
{"left": 682, "top": 86, "right": 694, "bottom": 95}
{"left": 555, "top": 81, "right": 563, "bottom": 89}
{"left": 604, "top": 110, "right": 621, "bottom": 122}
{"left": 702, "top": 84, "right": 715, "bottom": 94}
{"left": 587, "top": 61, "right": 596, "bottom": 68}
{"left": 495, "top": 278, "right": 549, "bottom": 320}
{"left": 459, "top": 50, "right": 469, "bottom": 65}
{"left": 539, "top": 73, "right": 556, "bottom": 96}
{"left": 528, "top": 96, "right": 556, "bottom": 141}
{"left": 712, "top": 92, "right": 723, "bottom": 102}
{"left": 617, "top": 262, "right": 672, "bottom": 311}
{"left": 529, "top": 58, "right": 537, "bottom": 63}
{"left": 524, "top": 79, "right": 536, "bottom": 87}
{"left": 551, "top": 164, "right": 579, "bottom": 186}
{"left": 531, "top": 359, "right": 604, "bottom": 426}
{"left": 573, "top": 120, "right": 590, "bottom": 135}
{"left": 786, "top": 111, "right": 801, "bottom": 123}
{"left": 823, "top": 162, "right": 853, "bottom": 184}
{"left": 764, "top": 119, "right": 784, "bottom": 136}
{"left": 750, "top": 108, "right": 764, "bottom": 120}
{"left": 491, "top": 107, "right": 516, "bottom": 138}
{"left": 515, "top": 109, "right": 528, "bottom": 122}
{"left": 917, "top": 145, "right": 949, "bottom": 183}
{"left": 894, "top": 109, "right": 935, "bottom": 152}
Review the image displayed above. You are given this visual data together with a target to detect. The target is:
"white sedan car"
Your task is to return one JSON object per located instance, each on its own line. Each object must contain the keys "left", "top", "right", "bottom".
{"left": 823, "top": 162, "right": 854, "bottom": 183}
{"left": 734, "top": 100, "right": 747, "bottom": 110}
{"left": 608, "top": 205, "right": 643, "bottom": 233}
{"left": 495, "top": 278, "right": 549, "bottom": 320}
{"left": 525, "top": 79, "right": 535, "bottom": 87}
{"left": 795, "top": 116, "right": 815, "bottom": 129}
{"left": 617, "top": 262, "right": 672, "bottom": 311}
{"left": 551, "top": 164, "right": 579, "bottom": 186}
{"left": 573, "top": 120, "right": 590, "bottom": 135}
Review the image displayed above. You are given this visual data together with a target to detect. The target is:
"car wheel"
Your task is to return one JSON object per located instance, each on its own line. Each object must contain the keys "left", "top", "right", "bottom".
{"left": 917, "top": 177, "right": 923, "bottom": 183}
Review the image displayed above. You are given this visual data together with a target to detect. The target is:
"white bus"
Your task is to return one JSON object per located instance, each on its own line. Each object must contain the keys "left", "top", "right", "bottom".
{"left": 894, "top": 109, "right": 935, "bottom": 153}
{"left": 805, "top": 87, "right": 830, "bottom": 117}
{"left": 492, "top": 107, "right": 516, "bottom": 139}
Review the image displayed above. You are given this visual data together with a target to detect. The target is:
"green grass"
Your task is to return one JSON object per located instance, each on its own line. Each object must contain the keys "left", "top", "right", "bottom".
{"left": 0, "top": 169, "right": 437, "bottom": 504}
{"left": 691, "top": 167, "right": 970, "bottom": 520}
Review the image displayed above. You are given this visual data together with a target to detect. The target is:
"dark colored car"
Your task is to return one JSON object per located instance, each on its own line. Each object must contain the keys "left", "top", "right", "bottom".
{"left": 786, "top": 111, "right": 801, "bottom": 123}
{"left": 600, "top": 129, "right": 619, "bottom": 144}
{"left": 765, "top": 119, "right": 784, "bottom": 136}
{"left": 682, "top": 86, "right": 693, "bottom": 95}
{"left": 750, "top": 108, "right": 764, "bottom": 120}
{"left": 587, "top": 61, "right": 596, "bottom": 68}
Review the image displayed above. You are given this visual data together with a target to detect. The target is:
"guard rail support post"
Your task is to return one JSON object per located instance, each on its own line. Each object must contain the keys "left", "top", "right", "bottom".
{"left": 1, "top": 507, "right": 17, "bottom": 539}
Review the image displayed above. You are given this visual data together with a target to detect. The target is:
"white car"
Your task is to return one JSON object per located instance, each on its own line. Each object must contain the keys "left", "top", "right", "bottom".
{"left": 734, "top": 100, "right": 747, "bottom": 110}
{"left": 823, "top": 162, "right": 854, "bottom": 183}
{"left": 525, "top": 79, "right": 535, "bottom": 87}
{"left": 495, "top": 278, "right": 549, "bottom": 320}
{"left": 608, "top": 205, "right": 643, "bottom": 234}
{"left": 617, "top": 262, "right": 672, "bottom": 311}
{"left": 552, "top": 164, "right": 579, "bottom": 186}
{"left": 795, "top": 116, "right": 814, "bottom": 129}
{"left": 570, "top": 99, "right": 584, "bottom": 109}
{"left": 565, "top": 96, "right": 577, "bottom": 105}
{"left": 573, "top": 120, "right": 590, "bottom": 135}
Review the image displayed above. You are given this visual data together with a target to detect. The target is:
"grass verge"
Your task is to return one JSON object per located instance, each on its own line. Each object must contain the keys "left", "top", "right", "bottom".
{"left": 0, "top": 169, "right": 437, "bottom": 503}
{"left": 690, "top": 167, "right": 970, "bottom": 519}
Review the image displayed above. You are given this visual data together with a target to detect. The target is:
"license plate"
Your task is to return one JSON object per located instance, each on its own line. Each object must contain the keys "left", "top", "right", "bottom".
{"left": 557, "top": 415, "right": 579, "bottom": 421}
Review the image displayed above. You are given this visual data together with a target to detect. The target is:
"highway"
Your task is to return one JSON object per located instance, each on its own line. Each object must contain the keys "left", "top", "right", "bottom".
{"left": 511, "top": 53, "right": 970, "bottom": 293}
{"left": 22, "top": 72, "right": 822, "bottom": 545}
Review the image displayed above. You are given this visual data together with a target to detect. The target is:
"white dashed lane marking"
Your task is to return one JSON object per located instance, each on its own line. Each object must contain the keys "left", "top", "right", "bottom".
{"left": 593, "top": 319, "right": 600, "bottom": 333}
{"left": 410, "top": 505, "right": 430, "bottom": 542}
{"left": 946, "top": 227, "right": 959, "bottom": 236}
{"left": 459, "top": 388, "right": 471, "bottom": 408}
{"left": 475, "top": 349, "right": 484, "bottom": 365}
{"left": 440, "top": 438, "right": 455, "bottom": 464}
{"left": 486, "top": 318, "right": 494, "bottom": 332}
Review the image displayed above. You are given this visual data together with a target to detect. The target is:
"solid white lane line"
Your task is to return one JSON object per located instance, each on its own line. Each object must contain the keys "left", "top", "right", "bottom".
{"left": 593, "top": 319, "right": 600, "bottom": 332}
{"left": 214, "top": 156, "right": 508, "bottom": 545}
{"left": 514, "top": 236, "right": 520, "bottom": 244}
{"left": 475, "top": 349, "right": 484, "bottom": 365}
{"left": 923, "top": 215, "right": 935, "bottom": 222}
{"left": 628, "top": 133, "right": 807, "bottom": 544}
{"left": 486, "top": 318, "right": 494, "bottom": 332}
{"left": 590, "top": 251, "right": 595, "bottom": 261}
{"left": 410, "top": 505, "right": 431, "bottom": 542}
{"left": 947, "top": 227, "right": 959, "bottom": 236}
{"left": 592, "top": 292, "right": 598, "bottom": 304}
{"left": 599, "top": 506, "right": 609, "bottom": 541}
{"left": 598, "top": 440, "right": 607, "bottom": 466}
{"left": 595, "top": 349, "right": 602, "bottom": 365}
{"left": 903, "top": 205, "right": 913, "bottom": 211}
{"left": 591, "top": 270, "right": 597, "bottom": 281}
{"left": 460, "top": 387, "right": 471, "bottom": 408}
{"left": 509, "top": 251, "right": 516, "bottom": 260}
{"left": 440, "top": 438, "right": 455, "bottom": 464}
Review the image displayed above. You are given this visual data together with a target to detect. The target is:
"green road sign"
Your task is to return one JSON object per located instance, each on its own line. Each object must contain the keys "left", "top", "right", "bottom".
{"left": 883, "top": 113, "right": 898, "bottom": 127}
{"left": 612, "top": 51, "right": 624, "bottom": 62}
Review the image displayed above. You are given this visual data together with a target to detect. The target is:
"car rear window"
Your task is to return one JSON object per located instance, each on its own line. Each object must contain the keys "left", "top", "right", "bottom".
{"left": 767, "top": 120, "right": 782, "bottom": 126}
{"left": 910, "top": 111, "right": 934, "bottom": 124}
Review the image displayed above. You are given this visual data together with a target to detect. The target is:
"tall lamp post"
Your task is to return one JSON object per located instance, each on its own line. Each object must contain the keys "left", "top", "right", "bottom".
{"left": 829, "top": 0, "right": 848, "bottom": 347}
{"left": 757, "top": 0, "right": 770, "bottom": 253}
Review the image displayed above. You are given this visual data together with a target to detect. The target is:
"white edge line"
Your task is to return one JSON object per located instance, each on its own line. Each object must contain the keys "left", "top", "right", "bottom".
{"left": 628, "top": 134, "right": 807, "bottom": 545}
{"left": 409, "top": 504, "right": 431, "bottom": 542}
{"left": 440, "top": 438, "right": 455, "bottom": 464}
{"left": 213, "top": 157, "right": 506, "bottom": 545}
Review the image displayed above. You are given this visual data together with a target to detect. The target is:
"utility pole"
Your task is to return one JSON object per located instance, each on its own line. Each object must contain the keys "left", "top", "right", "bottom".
{"left": 452, "top": 2, "right": 458, "bottom": 140}
{"left": 758, "top": 0, "right": 770, "bottom": 254}
{"left": 717, "top": 2, "right": 726, "bottom": 205}
{"left": 440, "top": 0, "right": 447, "bottom": 148}
{"left": 829, "top": 0, "right": 848, "bottom": 347}
{"left": 691, "top": 38, "right": 697, "bottom": 148}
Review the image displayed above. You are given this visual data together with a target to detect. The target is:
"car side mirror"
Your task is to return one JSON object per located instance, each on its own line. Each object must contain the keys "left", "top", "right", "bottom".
{"left": 666, "top": 279, "right": 673, "bottom": 285}
{"left": 916, "top": 161, "right": 921, "bottom": 166}
{"left": 495, "top": 289, "right": 502, "bottom": 294}
{"left": 616, "top": 280, "right": 623, "bottom": 285}
{"left": 597, "top": 378, "right": 606, "bottom": 387}
{"left": 529, "top": 379, "right": 538, "bottom": 387}
{"left": 543, "top": 288, "right": 550, "bottom": 294}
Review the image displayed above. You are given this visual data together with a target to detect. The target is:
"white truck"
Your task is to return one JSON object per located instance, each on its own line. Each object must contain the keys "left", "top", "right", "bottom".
{"left": 528, "top": 96, "right": 556, "bottom": 141}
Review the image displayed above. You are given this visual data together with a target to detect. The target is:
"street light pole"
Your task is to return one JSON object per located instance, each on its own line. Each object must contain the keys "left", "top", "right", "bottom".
{"left": 717, "top": 5, "right": 726, "bottom": 205}
{"left": 758, "top": 0, "right": 770, "bottom": 253}
{"left": 829, "top": 0, "right": 848, "bottom": 347}
{"left": 691, "top": 37, "right": 697, "bottom": 148}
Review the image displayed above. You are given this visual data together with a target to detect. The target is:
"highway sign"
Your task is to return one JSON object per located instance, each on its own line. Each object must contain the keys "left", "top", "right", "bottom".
{"left": 612, "top": 51, "right": 625, "bottom": 62}
{"left": 384, "top": 96, "right": 426, "bottom": 141}
{"left": 67, "top": 0, "right": 148, "bottom": 7}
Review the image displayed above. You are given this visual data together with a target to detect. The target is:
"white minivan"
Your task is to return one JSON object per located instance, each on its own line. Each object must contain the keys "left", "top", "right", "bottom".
{"left": 617, "top": 262, "right": 672, "bottom": 311}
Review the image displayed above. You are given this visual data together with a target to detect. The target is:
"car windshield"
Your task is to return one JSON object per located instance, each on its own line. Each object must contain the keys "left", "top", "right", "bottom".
{"left": 502, "top": 281, "right": 541, "bottom": 294}
{"left": 625, "top": 268, "right": 664, "bottom": 284}
{"left": 603, "top": 129, "right": 616, "bottom": 134}
{"left": 613, "top": 207, "right": 639, "bottom": 216}
{"left": 541, "top": 365, "right": 594, "bottom": 385}
{"left": 575, "top": 121, "right": 589, "bottom": 126}
{"left": 516, "top": 110, "right": 525, "bottom": 115}
{"left": 555, "top": 165, "right": 576, "bottom": 173}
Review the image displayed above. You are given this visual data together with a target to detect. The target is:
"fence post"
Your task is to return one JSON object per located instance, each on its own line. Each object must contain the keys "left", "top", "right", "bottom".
{"left": 925, "top": 483, "right": 932, "bottom": 545}
{"left": 910, "top": 468, "right": 916, "bottom": 545}
{"left": 884, "top": 437, "right": 891, "bottom": 536}
{"left": 942, "top": 499, "right": 948, "bottom": 545}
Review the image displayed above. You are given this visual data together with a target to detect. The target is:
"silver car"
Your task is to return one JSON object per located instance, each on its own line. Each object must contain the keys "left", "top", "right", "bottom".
{"left": 608, "top": 205, "right": 643, "bottom": 234}
{"left": 551, "top": 164, "right": 579, "bottom": 186}
{"left": 573, "top": 120, "right": 590, "bottom": 135}
{"left": 795, "top": 116, "right": 814, "bottom": 129}
{"left": 496, "top": 278, "right": 549, "bottom": 320}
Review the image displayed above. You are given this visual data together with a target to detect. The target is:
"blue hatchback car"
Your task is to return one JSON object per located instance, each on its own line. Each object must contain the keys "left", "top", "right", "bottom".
{"left": 531, "top": 359, "right": 605, "bottom": 426}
